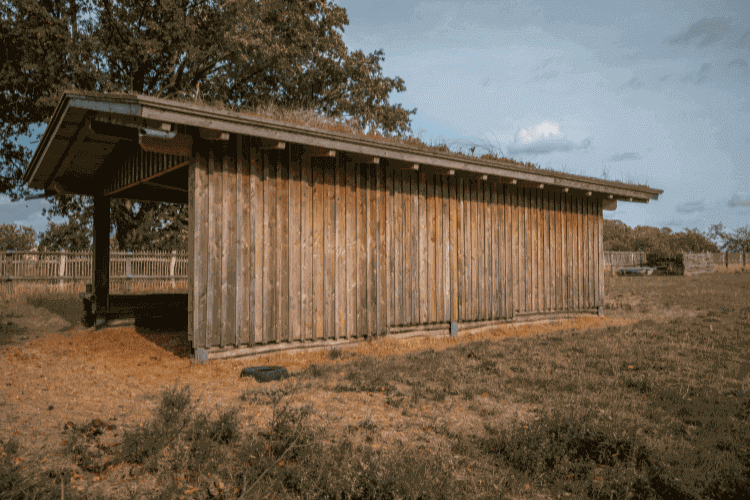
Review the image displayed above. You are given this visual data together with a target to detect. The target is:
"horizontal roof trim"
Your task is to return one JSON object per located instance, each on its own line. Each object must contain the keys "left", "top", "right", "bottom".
{"left": 25, "top": 92, "right": 662, "bottom": 203}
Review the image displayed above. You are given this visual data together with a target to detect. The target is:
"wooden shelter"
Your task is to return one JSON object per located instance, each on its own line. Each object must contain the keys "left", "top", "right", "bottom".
{"left": 24, "top": 92, "right": 663, "bottom": 361}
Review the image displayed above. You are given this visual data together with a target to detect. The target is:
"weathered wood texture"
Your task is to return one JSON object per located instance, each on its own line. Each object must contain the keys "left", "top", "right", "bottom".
{"left": 188, "top": 138, "right": 606, "bottom": 348}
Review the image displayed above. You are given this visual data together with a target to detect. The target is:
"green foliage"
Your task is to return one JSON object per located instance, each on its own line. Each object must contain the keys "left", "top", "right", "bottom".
{"left": 3, "top": 0, "right": 414, "bottom": 250}
{"left": 604, "top": 219, "right": 720, "bottom": 253}
{"left": 708, "top": 223, "right": 750, "bottom": 254}
{"left": 0, "top": 224, "right": 35, "bottom": 251}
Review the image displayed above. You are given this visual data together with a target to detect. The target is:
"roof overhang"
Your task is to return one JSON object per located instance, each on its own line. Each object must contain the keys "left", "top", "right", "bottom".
{"left": 25, "top": 92, "right": 663, "bottom": 208}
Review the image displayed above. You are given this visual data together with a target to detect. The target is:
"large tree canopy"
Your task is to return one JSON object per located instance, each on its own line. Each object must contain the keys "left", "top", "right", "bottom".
{"left": 1, "top": 0, "right": 415, "bottom": 250}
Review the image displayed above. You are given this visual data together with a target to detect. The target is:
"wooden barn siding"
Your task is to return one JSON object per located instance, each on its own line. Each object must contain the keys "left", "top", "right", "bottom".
{"left": 188, "top": 138, "right": 604, "bottom": 348}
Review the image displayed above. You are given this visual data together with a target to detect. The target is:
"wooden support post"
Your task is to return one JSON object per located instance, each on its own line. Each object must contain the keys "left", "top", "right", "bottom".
{"left": 92, "top": 195, "right": 111, "bottom": 328}
{"left": 58, "top": 250, "right": 67, "bottom": 288}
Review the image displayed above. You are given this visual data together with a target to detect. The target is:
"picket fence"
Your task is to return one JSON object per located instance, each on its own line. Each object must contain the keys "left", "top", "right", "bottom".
{"left": 1, "top": 250, "right": 188, "bottom": 298}
{"left": 1, "top": 250, "right": 746, "bottom": 298}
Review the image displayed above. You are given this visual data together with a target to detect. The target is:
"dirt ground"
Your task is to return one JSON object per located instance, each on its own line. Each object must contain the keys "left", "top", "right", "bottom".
{"left": 0, "top": 283, "right": 698, "bottom": 499}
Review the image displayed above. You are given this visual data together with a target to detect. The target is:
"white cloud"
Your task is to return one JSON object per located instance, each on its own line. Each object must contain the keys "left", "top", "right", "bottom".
{"left": 728, "top": 193, "right": 750, "bottom": 208}
{"left": 675, "top": 200, "right": 706, "bottom": 213}
{"left": 505, "top": 121, "right": 592, "bottom": 156}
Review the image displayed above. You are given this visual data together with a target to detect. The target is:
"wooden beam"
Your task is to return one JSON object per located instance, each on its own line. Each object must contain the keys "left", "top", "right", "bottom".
{"left": 481, "top": 175, "right": 488, "bottom": 181}
{"left": 199, "top": 128, "right": 230, "bottom": 141}
{"left": 92, "top": 195, "right": 110, "bottom": 328}
{"left": 141, "top": 180, "right": 188, "bottom": 193}
{"left": 586, "top": 191, "right": 592, "bottom": 196}
{"left": 347, "top": 153, "right": 380, "bottom": 164}
{"left": 448, "top": 169, "right": 455, "bottom": 176}
{"left": 539, "top": 183, "right": 544, "bottom": 189}
{"left": 412, "top": 163, "right": 420, "bottom": 171}
{"left": 306, "top": 146, "right": 336, "bottom": 157}
{"left": 259, "top": 138, "right": 286, "bottom": 150}
{"left": 139, "top": 133, "right": 192, "bottom": 156}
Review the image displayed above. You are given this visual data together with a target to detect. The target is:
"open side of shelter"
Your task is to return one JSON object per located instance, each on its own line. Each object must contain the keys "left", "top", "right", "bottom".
{"left": 24, "top": 92, "right": 663, "bottom": 361}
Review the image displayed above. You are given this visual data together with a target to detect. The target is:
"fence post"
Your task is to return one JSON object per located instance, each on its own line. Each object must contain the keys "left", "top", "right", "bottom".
{"left": 725, "top": 252, "right": 729, "bottom": 268}
{"left": 170, "top": 249, "right": 177, "bottom": 288}
{"left": 3, "top": 250, "right": 12, "bottom": 299}
{"left": 58, "top": 250, "right": 67, "bottom": 289}
{"left": 125, "top": 251, "right": 132, "bottom": 293}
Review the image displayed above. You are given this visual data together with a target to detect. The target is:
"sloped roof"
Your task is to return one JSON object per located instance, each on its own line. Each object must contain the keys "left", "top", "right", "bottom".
{"left": 25, "top": 91, "right": 662, "bottom": 207}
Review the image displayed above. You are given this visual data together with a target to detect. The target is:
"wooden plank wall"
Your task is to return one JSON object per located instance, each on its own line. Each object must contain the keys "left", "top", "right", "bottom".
{"left": 188, "top": 136, "right": 604, "bottom": 348}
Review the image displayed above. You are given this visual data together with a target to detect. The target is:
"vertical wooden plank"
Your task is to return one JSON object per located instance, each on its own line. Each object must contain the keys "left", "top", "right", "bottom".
{"left": 301, "top": 154, "right": 313, "bottom": 341}
{"left": 346, "top": 157, "right": 356, "bottom": 338}
{"left": 378, "top": 163, "right": 387, "bottom": 335}
{"left": 508, "top": 184, "right": 515, "bottom": 318}
{"left": 582, "top": 197, "right": 588, "bottom": 308}
{"left": 590, "top": 199, "right": 595, "bottom": 308}
{"left": 289, "top": 146, "right": 301, "bottom": 341}
{"left": 207, "top": 150, "right": 222, "bottom": 348}
{"left": 419, "top": 170, "right": 428, "bottom": 324}
{"left": 469, "top": 179, "right": 477, "bottom": 319}
{"left": 263, "top": 151, "right": 277, "bottom": 343}
{"left": 324, "top": 157, "right": 336, "bottom": 340}
{"left": 335, "top": 155, "right": 345, "bottom": 340}
{"left": 464, "top": 178, "right": 472, "bottom": 319}
{"left": 549, "top": 191, "right": 555, "bottom": 312}
{"left": 277, "top": 151, "right": 289, "bottom": 344}
{"left": 411, "top": 170, "right": 419, "bottom": 324}
{"left": 561, "top": 192, "right": 567, "bottom": 311}
{"left": 565, "top": 193, "right": 572, "bottom": 312}
{"left": 238, "top": 138, "right": 250, "bottom": 345}
{"left": 387, "top": 162, "right": 394, "bottom": 329}
{"left": 220, "top": 148, "right": 233, "bottom": 347}
{"left": 491, "top": 181, "right": 499, "bottom": 319}
{"left": 250, "top": 145, "right": 263, "bottom": 344}
{"left": 187, "top": 147, "right": 196, "bottom": 346}
{"left": 540, "top": 190, "right": 546, "bottom": 312}
{"left": 531, "top": 189, "right": 538, "bottom": 312}
{"left": 475, "top": 179, "right": 483, "bottom": 319}
{"left": 368, "top": 163, "right": 378, "bottom": 336}
{"left": 312, "top": 158, "right": 325, "bottom": 340}
{"left": 401, "top": 169, "right": 411, "bottom": 325}
{"left": 434, "top": 175, "right": 443, "bottom": 323}
{"left": 457, "top": 178, "right": 465, "bottom": 321}
{"left": 449, "top": 175, "right": 458, "bottom": 322}
{"left": 442, "top": 175, "right": 450, "bottom": 322}
{"left": 427, "top": 173, "right": 436, "bottom": 323}
{"left": 537, "top": 190, "right": 543, "bottom": 312}
{"left": 578, "top": 195, "right": 583, "bottom": 310}
{"left": 357, "top": 163, "right": 368, "bottom": 337}
{"left": 394, "top": 168, "right": 403, "bottom": 325}
{"left": 487, "top": 180, "right": 494, "bottom": 319}
{"left": 598, "top": 199, "right": 604, "bottom": 308}
{"left": 193, "top": 144, "right": 208, "bottom": 348}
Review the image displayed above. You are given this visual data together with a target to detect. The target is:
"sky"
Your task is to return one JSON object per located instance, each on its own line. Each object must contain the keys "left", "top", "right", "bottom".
{"left": 2, "top": 0, "right": 749, "bottom": 237}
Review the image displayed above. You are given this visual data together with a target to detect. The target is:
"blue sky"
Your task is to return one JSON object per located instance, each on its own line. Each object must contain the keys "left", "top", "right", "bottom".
{"left": 2, "top": 0, "right": 749, "bottom": 237}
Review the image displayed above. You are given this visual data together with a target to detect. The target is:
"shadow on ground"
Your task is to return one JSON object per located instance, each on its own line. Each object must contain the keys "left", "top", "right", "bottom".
{"left": 133, "top": 313, "right": 191, "bottom": 359}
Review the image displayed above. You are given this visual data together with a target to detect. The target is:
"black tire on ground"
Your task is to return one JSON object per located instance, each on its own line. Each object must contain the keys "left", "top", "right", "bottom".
{"left": 240, "top": 366, "right": 289, "bottom": 382}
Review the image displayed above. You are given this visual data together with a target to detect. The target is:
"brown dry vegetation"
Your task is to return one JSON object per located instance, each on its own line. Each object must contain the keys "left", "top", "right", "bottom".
{"left": 1, "top": 270, "right": 749, "bottom": 499}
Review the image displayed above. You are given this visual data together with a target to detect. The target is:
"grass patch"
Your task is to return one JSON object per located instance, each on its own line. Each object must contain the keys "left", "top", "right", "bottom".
{"left": 2, "top": 272, "right": 749, "bottom": 499}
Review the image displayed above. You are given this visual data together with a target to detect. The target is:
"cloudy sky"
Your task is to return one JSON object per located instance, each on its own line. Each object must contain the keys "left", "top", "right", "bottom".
{"left": 3, "top": 0, "right": 749, "bottom": 236}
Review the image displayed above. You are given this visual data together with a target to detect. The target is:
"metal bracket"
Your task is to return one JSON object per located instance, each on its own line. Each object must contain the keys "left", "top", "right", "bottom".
{"left": 194, "top": 348, "right": 209, "bottom": 364}
{"left": 450, "top": 322, "right": 458, "bottom": 337}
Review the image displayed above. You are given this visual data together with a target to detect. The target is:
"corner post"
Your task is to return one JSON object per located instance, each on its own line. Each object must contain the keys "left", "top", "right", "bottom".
{"left": 92, "top": 195, "right": 111, "bottom": 328}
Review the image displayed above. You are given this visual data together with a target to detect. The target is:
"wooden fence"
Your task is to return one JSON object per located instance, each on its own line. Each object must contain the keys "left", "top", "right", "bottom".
{"left": 603, "top": 251, "right": 747, "bottom": 273}
{"left": 1, "top": 250, "right": 188, "bottom": 297}
{"left": 2, "top": 249, "right": 745, "bottom": 299}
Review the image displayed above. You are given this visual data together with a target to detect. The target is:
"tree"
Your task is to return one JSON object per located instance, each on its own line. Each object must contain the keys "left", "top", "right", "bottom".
{"left": 2, "top": 0, "right": 415, "bottom": 250}
{"left": 604, "top": 219, "right": 719, "bottom": 253}
{"left": 708, "top": 223, "right": 750, "bottom": 254}
{"left": 0, "top": 223, "right": 36, "bottom": 251}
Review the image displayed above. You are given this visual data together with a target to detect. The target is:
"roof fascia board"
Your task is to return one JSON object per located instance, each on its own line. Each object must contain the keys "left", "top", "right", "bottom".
{"left": 28, "top": 92, "right": 662, "bottom": 202}
{"left": 138, "top": 101, "right": 660, "bottom": 200}
{"left": 24, "top": 99, "right": 71, "bottom": 185}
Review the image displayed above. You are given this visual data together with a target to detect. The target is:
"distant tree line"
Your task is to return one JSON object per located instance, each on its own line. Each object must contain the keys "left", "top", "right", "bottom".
{"left": 603, "top": 220, "right": 722, "bottom": 253}
{"left": 3, "top": 219, "right": 748, "bottom": 256}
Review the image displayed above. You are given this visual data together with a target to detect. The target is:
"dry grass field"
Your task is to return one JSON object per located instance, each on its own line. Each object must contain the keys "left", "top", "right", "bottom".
{"left": 1, "top": 270, "right": 749, "bottom": 499}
